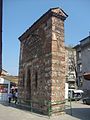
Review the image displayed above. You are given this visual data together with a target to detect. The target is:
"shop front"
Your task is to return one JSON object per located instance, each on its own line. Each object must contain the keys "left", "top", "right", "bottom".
{"left": 0, "top": 77, "right": 10, "bottom": 101}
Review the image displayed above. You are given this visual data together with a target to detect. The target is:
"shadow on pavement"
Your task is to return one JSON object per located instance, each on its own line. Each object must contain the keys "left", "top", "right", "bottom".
{"left": 66, "top": 107, "right": 90, "bottom": 120}
{"left": 0, "top": 101, "right": 30, "bottom": 111}
{"left": 0, "top": 101, "right": 49, "bottom": 119}
{"left": 1, "top": 101, "right": 90, "bottom": 120}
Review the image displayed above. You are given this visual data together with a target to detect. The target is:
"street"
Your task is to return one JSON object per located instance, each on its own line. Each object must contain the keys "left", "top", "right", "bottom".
{"left": 0, "top": 101, "right": 90, "bottom": 120}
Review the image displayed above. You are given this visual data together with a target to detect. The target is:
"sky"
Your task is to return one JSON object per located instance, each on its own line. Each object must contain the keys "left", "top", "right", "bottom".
{"left": 2, "top": 0, "right": 90, "bottom": 75}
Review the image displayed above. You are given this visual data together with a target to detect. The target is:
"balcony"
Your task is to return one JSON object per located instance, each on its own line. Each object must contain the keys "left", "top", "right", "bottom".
{"left": 68, "top": 78, "right": 75, "bottom": 82}
{"left": 83, "top": 72, "right": 90, "bottom": 80}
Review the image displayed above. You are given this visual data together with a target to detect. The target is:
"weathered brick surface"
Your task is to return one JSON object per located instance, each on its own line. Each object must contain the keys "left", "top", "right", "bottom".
{"left": 51, "top": 15, "right": 66, "bottom": 103}
{"left": 18, "top": 8, "right": 67, "bottom": 115}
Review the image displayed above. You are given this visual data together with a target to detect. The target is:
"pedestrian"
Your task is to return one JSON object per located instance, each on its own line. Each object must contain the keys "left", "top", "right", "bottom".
{"left": 12, "top": 90, "right": 15, "bottom": 101}
{"left": 8, "top": 91, "right": 12, "bottom": 104}
{"left": 15, "top": 90, "right": 18, "bottom": 104}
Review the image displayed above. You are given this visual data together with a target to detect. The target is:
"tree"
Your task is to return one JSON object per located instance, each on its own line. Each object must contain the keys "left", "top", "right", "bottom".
{"left": 66, "top": 45, "right": 78, "bottom": 88}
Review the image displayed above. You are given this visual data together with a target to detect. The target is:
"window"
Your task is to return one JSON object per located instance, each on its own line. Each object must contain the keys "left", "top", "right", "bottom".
{"left": 27, "top": 68, "right": 31, "bottom": 90}
{"left": 68, "top": 51, "right": 73, "bottom": 56}
{"left": 0, "top": 84, "right": 8, "bottom": 93}
{"left": 69, "top": 74, "right": 75, "bottom": 79}
{"left": 22, "top": 73, "right": 25, "bottom": 87}
{"left": 79, "top": 64, "right": 82, "bottom": 72}
{"left": 78, "top": 51, "right": 81, "bottom": 59}
{"left": 69, "top": 65, "right": 72, "bottom": 71}
{"left": 26, "top": 67, "right": 31, "bottom": 100}
{"left": 79, "top": 76, "right": 83, "bottom": 87}
{"left": 69, "top": 65, "right": 74, "bottom": 71}
{"left": 35, "top": 71, "right": 38, "bottom": 88}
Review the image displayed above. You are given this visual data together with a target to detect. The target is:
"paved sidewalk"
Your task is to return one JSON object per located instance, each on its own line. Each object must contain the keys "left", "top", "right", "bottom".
{"left": 0, "top": 101, "right": 90, "bottom": 120}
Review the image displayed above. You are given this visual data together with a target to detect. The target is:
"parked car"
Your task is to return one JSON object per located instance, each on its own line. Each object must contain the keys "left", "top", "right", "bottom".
{"left": 68, "top": 89, "right": 83, "bottom": 101}
{"left": 82, "top": 97, "right": 90, "bottom": 105}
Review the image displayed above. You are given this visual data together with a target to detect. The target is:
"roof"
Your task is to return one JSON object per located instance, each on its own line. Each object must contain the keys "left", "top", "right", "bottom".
{"left": 19, "top": 7, "right": 68, "bottom": 42}
{"left": 1, "top": 69, "right": 9, "bottom": 76}
{"left": 73, "top": 44, "right": 80, "bottom": 49}
{"left": 65, "top": 46, "right": 75, "bottom": 51}
{"left": 2, "top": 75, "right": 18, "bottom": 84}
{"left": 73, "top": 36, "right": 90, "bottom": 49}
{"left": 80, "top": 36, "right": 90, "bottom": 42}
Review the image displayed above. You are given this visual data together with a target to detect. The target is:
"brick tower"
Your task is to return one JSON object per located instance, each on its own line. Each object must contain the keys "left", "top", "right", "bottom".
{"left": 18, "top": 7, "right": 68, "bottom": 115}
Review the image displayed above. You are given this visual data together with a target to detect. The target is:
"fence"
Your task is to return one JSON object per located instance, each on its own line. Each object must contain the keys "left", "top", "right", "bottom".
{"left": 17, "top": 98, "right": 72, "bottom": 117}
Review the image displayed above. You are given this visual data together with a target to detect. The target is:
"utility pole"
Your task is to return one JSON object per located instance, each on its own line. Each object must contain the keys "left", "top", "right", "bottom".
{"left": 0, "top": 0, "right": 2, "bottom": 75}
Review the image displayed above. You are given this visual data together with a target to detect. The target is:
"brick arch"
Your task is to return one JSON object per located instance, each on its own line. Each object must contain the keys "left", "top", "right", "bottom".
{"left": 26, "top": 66, "right": 31, "bottom": 100}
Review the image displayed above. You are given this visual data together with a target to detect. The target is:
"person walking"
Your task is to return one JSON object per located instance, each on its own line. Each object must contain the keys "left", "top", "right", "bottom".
{"left": 15, "top": 90, "right": 18, "bottom": 104}
{"left": 8, "top": 91, "right": 12, "bottom": 104}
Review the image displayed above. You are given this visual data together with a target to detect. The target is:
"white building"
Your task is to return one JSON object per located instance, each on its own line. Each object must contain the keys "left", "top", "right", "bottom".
{"left": 65, "top": 46, "right": 77, "bottom": 99}
{"left": 0, "top": 69, "right": 10, "bottom": 101}
{"left": 0, "top": 77, "right": 10, "bottom": 101}
{"left": 0, "top": 69, "right": 18, "bottom": 101}
{"left": 65, "top": 46, "right": 76, "bottom": 89}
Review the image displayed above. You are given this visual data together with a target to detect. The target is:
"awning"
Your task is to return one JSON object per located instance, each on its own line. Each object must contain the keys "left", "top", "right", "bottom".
{"left": 83, "top": 72, "right": 90, "bottom": 80}
{"left": 2, "top": 75, "right": 18, "bottom": 84}
{"left": 74, "top": 90, "right": 84, "bottom": 93}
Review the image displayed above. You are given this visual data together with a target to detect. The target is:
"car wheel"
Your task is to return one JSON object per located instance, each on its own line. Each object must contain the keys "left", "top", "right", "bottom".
{"left": 83, "top": 100, "right": 87, "bottom": 104}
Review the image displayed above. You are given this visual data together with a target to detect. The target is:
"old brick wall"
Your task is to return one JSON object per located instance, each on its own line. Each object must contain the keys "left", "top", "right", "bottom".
{"left": 51, "top": 16, "right": 65, "bottom": 102}
{"left": 18, "top": 17, "right": 52, "bottom": 113}
{"left": 51, "top": 15, "right": 66, "bottom": 113}
{"left": 18, "top": 8, "right": 67, "bottom": 114}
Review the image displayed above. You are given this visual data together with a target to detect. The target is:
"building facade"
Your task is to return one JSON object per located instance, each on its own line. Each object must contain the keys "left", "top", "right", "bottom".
{"left": 75, "top": 36, "right": 90, "bottom": 96}
{"left": 65, "top": 46, "right": 76, "bottom": 89}
{"left": 0, "top": 69, "right": 18, "bottom": 101}
{"left": 18, "top": 8, "right": 68, "bottom": 114}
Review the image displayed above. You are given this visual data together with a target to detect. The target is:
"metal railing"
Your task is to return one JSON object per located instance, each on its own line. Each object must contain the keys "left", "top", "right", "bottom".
{"left": 48, "top": 99, "right": 72, "bottom": 117}
{"left": 17, "top": 98, "right": 72, "bottom": 117}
